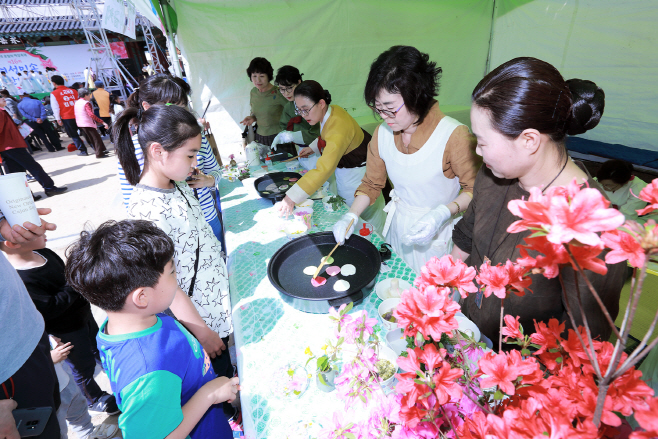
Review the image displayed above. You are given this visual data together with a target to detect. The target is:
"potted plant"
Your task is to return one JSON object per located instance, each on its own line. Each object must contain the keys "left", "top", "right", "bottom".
{"left": 322, "top": 194, "right": 346, "bottom": 212}
{"left": 228, "top": 154, "right": 237, "bottom": 168}
{"left": 237, "top": 167, "right": 250, "bottom": 181}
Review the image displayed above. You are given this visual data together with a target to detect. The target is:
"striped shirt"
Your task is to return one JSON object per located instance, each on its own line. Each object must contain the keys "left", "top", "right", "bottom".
{"left": 118, "top": 132, "right": 222, "bottom": 223}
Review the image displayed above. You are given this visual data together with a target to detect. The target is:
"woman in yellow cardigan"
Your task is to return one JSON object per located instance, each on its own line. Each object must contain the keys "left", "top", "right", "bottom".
{"left": 276, "top": 80, "right": 386, "bottom": 232}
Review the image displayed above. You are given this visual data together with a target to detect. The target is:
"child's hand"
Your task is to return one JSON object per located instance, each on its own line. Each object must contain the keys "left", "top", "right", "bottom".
{"left": 50, "top": 341, "right": 73, "bottom": 364}
{"left": 204, "top": 376, "right": 240, "bottom": 405}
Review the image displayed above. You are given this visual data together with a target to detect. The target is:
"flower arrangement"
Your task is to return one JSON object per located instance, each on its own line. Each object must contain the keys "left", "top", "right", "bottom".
{"left": 317, "top": 178, "right": 658, "bottom": 438}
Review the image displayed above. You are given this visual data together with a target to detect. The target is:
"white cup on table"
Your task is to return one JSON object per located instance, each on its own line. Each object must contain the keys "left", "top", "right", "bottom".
{"left": 0, "top": 172, "right": 41, "bottom": 228}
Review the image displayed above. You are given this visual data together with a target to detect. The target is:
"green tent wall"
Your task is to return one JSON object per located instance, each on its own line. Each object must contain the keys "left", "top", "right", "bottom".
{"left": 161, "top": 0, "right": 658, "bottom": 157}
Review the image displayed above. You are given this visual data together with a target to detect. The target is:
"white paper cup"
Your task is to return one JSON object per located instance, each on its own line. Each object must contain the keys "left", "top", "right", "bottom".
{"left": 0, "top": 173, "right": 40, "bottom": 228}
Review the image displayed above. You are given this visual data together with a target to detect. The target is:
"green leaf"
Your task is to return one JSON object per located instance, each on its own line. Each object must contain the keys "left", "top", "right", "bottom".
{"left": 293, "top": 390, "right": 300, "bottom": 395}
{"left": 359, "top": 394, "right": 366, "bottom": 403}
{"left": 494, "top": 389, "right": 504, "bottom": 400}
{"left": 521, "top": 348, "right": 531, "bottom": 356}
{"left": 343, "top": 302, "right": 354, "bottom": 315}
{"left": 287, "top": 369, "right": 294, "bottom": 378}
{"left": 344, "top": 434, "right": 356, "bottom": 439}
{"left": 318, "top": 373, "right": 327, "bottom": 386}
{"left": 556, "top": 357, "right": 563, "bottom": 363}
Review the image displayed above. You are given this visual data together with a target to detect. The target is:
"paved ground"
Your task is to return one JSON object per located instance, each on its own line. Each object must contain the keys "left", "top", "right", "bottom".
{"left": 24, "top": 130, "right": 241, "bottom": 438}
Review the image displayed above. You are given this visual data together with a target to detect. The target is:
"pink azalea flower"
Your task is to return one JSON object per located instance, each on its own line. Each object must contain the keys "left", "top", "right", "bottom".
{"left": 602, "top": 228, "right": 646, "bottom": 268}
{"left": 636, "top": 179, "right": 658, "bottom": 216}
{"left": 476, "top": 260, "right": 510, "bottom": 299}
{"left": 415, "top": 255, "right": 478, "bottom": 298}
{"left": 479, "top": 351, "right": 519, "bottom": 395}
{"left": 501, "top": 315, "right": 524, "bottom": 341}
{"left": 508, "top": 178, "right": 625, "bottom": 246}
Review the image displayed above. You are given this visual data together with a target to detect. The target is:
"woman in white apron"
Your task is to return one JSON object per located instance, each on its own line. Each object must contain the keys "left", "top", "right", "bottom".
{"left": 270, "top": 65, "right": 321, "bottom": 171}
{"left": 276, "top": 80, "right": 387, "bottom": 233}
{"left": 332, "top": 46, "right": 481, "bottom": 274}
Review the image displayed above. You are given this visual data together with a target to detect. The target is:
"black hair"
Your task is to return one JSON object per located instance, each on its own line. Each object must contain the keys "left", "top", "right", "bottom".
{"left": 275, "top": 65, "right": 303, "bottom": 87}
{"left": 596, "top": 159, "right": 634, "bottom": 185}
{"left": 0, "top": 90, "right": 18, "bottom": 102}
{"left": 51, "top": 75, "right": 64, "bottom": 86}
{"left": 65, "top": 220, "right": 175, "bottom": 312}
{"left": 246, "top": 57, "right": 274, "bottom": 82}
{"left": 126, "top": 73, "right": 190, "bottom": 111}
{"left": 112, "top": 104, "right": 201, "bottom": 185}
{"left": 294, "top": 80, "right": 332, "bottom": 106}
{"left": 472, "top": 57, "right": 605, "bottom": 146}
{"left": 364, "top": 46, "right": 442, "bottom": 126}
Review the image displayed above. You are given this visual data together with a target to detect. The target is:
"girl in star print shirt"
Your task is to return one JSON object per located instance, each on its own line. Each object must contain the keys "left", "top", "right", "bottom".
{"left": 113, "top": 104, "right": 235, "bottom": 387}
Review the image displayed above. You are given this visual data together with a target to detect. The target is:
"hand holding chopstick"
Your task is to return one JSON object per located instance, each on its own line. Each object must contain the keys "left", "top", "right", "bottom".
{"left": 313, "top": 218, "right": 355, "bottom": 279}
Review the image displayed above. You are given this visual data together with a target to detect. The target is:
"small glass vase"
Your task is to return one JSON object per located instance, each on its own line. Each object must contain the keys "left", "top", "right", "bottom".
{"left": 316, "top": 368, "right": 336, "bottom": 392}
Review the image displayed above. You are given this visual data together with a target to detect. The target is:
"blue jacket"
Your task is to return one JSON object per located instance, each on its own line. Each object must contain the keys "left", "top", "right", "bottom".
{"left": 17, "top": 97, "right": 46, "bottom": 122}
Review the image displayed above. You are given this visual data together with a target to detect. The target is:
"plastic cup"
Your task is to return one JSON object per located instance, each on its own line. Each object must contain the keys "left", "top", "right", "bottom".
{"left": 294, "top": 206, "right": 313, "bottom": 229}
{"left": 0, "top": 172, "right": 40, "bottom": 228}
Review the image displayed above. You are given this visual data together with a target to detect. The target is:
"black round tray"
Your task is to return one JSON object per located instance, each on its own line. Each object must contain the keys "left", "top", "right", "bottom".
{"left": 253, "top": 171, "right": 302, "bottom": 203}
{"left": 267, "top": 232, "right": 381, "bottom": 313}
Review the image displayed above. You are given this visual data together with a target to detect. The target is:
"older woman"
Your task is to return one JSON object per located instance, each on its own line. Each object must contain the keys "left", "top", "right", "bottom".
{"left": 270, "top": 65, "right": 321, "bottom": 170}
{"left": 333, "top": 46, "right": 481, "bottom": 274}
{"left": 451, "top": 57, "right": 626, "bottom": 344}
{"left": 74, "top": 87, "right": 108, "bottom": 158}
{"left": 240, "top": 57, "right": 286, "bottom": 146}
{"left": 276, "top": 80, "right": 387, "bottom": 232}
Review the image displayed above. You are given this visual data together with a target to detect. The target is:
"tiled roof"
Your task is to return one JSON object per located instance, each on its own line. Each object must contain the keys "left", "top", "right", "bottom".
{"left": 0, "top": 15, "right": 89, "bottom": 37}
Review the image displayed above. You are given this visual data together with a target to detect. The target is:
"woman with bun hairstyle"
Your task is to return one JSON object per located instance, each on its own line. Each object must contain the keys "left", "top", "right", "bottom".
{"left": 451, "top": 57, "right": 626, "bottom": 344}
{"left": 276, "top": 80, "right": 387, "bottom": 232}
{"left": 333, "top": 46, "right": 481, "bottom": 274}
{"left": 270, "top": 65, "right": 321, "bottom": 170}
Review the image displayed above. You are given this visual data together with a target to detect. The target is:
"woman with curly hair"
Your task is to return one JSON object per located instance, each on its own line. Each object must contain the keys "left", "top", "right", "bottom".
{"left": 240, "top": 57, "right": 286, "bottom": 146}
{"left": 333, "top": 46, "right": 481, "bottom": 274}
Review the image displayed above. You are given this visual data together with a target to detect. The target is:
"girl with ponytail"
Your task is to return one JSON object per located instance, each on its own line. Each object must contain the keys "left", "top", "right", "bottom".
{"left": 275, "top": 80, "right": 387, "bottom": 236}
{"left": 113, "top": 104, "right": 235, "bottom": 390}
{"left": 451, "top": 57, "right": 625, "bottom": 344}
{"left": 116, "top": 74, "right": 225, "bottom": 247}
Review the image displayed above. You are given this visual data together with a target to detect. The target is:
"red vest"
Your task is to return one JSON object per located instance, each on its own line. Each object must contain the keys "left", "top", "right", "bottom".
{"left": 51, "top": 86, "right": 78, "bottom": 120}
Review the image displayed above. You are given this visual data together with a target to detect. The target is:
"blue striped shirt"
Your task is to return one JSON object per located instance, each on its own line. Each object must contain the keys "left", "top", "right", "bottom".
{"left": 118, "top": 132, "right": 222, "bottom": 223}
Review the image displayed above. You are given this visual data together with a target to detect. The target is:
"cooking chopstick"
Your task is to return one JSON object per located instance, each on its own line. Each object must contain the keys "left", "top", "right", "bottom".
{"left": 282, "top": 155, "right": 299, "bottom": 163}
{"left": 313, "top": 218, "right": 355, "bottom": 279}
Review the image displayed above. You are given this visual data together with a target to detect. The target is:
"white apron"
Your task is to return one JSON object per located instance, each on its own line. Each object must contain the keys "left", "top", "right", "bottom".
{"left": 335, "top": 166, "right": 386, "bottom": 235}
{"left": 379, "top": 116, "right": 463, "bottom": 274}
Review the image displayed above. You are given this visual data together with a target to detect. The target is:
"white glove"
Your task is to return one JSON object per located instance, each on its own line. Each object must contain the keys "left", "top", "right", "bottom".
{"left": 271, "top": 131, "right": 304, "bottom": 151}
{"left": 333, "top": 212, "right": 358, "bottom": 245}
{"left": 402, "top": 204, "right": 452, "bottom": 246}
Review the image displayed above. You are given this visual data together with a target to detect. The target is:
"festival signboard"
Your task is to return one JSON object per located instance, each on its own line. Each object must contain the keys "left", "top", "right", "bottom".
{"left": 0, "top": 44, "right": 123, "bottom": 92}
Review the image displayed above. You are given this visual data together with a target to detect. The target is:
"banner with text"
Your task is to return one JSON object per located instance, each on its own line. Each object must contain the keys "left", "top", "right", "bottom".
{"left": 0, "top": 44, "right": 123, "bottom": 92}
{"left": 102, "top": 0, "right": 137, "bottom": 40}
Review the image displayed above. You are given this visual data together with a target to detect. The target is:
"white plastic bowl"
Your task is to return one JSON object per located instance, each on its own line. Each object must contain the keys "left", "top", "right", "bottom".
{"left": 375, "top": 278, "right": 412, "bottom": 300}
{"left": 385, "top": 328, "right": 407, "bottom": 357}
{"left": 454, "top": 315, "right": 481, "bottom": 341}
{"left": 283, "top": 221, "right": 309, "bottom": 240}
{"left": 376, "top": 345, "right": 399, "bottom": 389}
{"left": 378, "top": 298, "right": 401, "bottom": 331}
{"left": 285, "top": 160, "right": 300, "bottom": 171}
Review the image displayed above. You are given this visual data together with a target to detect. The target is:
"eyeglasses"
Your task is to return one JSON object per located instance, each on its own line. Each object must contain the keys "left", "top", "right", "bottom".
{"left": 279, "top": 85, "right": 295, "bottom": 94}
{"left": 295, "top": 102, "right": 317, "bottom": 117}
{"left": 369, "top": 102, "right": 405, "bottom": 119}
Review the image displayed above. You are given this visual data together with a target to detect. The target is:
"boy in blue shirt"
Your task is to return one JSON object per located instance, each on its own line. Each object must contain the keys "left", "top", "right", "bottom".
{"left": 65, "top": 219, "right": 239, "bottom": 439}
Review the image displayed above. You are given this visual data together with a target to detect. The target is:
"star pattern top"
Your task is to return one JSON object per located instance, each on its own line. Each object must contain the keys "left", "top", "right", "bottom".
{"left": 128, "top": 183, "right": 232, "bottom": 337}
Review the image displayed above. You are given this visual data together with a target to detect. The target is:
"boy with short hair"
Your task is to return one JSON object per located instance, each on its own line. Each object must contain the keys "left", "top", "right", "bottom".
{"left": 65, "top": 219, "right": 239, "bottom": 439}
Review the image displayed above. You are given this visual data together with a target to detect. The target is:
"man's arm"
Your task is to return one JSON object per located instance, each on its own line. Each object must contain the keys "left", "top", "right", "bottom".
{"left": 50, "top": 93, "right": 60, "bottom": 121}
{"left": 18, "top": 102, "right": 36, "bottom": 122}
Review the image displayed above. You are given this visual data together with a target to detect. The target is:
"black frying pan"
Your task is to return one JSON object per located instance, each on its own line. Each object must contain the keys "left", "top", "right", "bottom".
{"left": 268, "top": 232, "right": 381, "bottom": 313}
{"left": 253, "top": 172, "right": 302, "bottom": 203}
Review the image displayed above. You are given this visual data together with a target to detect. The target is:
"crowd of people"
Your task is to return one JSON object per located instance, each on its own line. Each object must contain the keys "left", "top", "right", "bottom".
{"left": 0, "top": 45, "right": 656, "bottom": 439}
